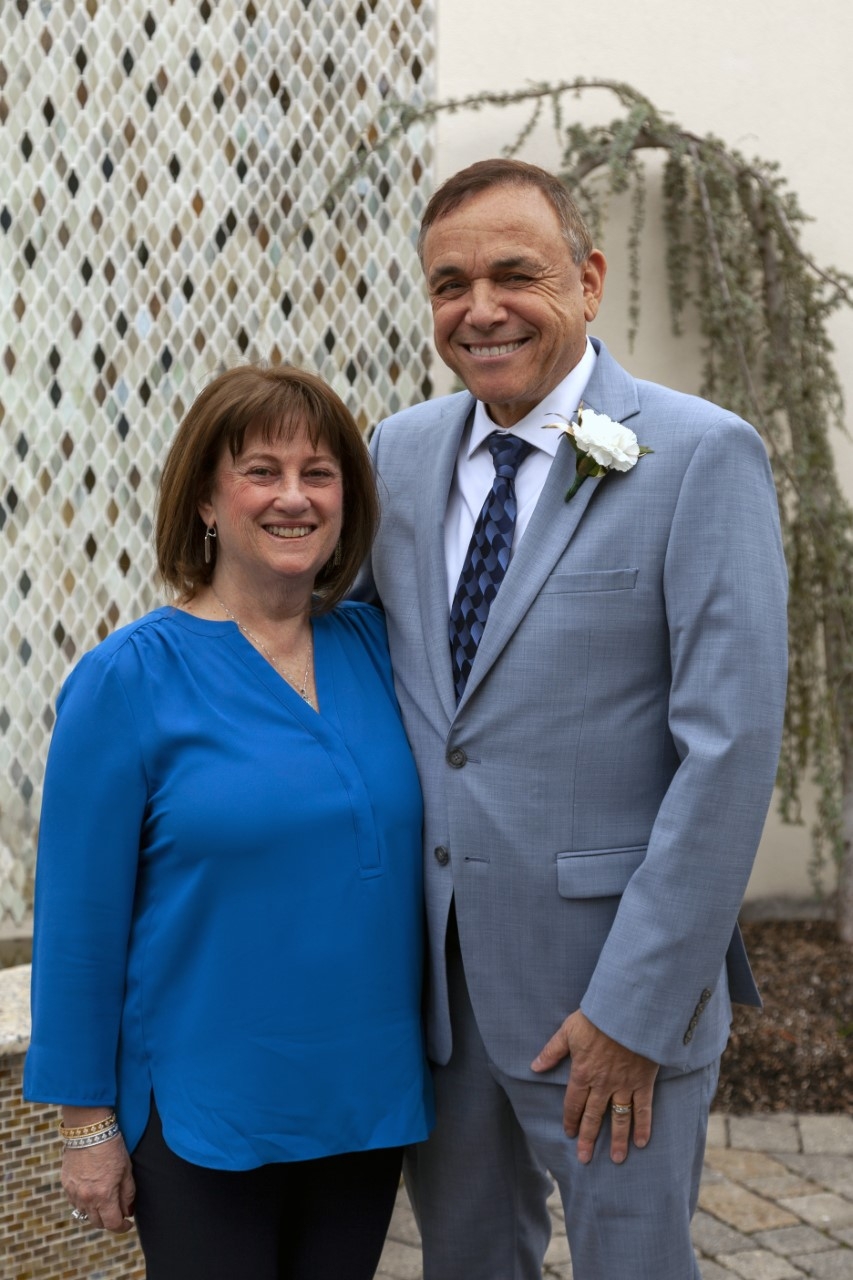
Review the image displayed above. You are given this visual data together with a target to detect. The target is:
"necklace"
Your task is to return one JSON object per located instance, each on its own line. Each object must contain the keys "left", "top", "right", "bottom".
{"left": 211, "top": 589, "right": 315, "bottom": 707}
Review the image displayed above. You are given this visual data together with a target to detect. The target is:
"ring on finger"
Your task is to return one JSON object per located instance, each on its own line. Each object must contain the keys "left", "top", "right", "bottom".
{"left": 70, "top": 1208, "right": 89, "bottom": 1223}
{"left": 611, "top": 1101, "right": 633, "bottom": 1116}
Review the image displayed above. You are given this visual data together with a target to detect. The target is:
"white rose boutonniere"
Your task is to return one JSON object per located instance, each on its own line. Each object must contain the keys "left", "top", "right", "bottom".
{"left": 545, "top": 403, "right": 653, "bottom": 502}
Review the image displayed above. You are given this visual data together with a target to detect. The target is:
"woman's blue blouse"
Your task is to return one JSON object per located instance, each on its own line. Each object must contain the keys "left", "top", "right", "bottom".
{"left": 24, "top": 603, "right": 433, "bottom": 1169}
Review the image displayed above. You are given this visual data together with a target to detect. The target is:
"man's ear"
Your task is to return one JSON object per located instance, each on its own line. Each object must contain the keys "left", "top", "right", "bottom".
{"left": 582, "top": 250, "right": 607, "bottom": 323}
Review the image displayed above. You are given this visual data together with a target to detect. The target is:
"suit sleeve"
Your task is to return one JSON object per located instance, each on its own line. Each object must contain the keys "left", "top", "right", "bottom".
{"left": 579, "top": 416, "right": 788, "bottom": 1067}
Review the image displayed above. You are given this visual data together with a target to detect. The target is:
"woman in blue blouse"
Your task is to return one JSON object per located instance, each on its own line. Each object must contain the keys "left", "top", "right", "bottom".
{"left": 25, "top": 364, "right": 433, "bottom": 1279}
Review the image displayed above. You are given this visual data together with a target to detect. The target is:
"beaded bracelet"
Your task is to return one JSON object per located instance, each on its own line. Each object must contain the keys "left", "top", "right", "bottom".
{"left": 58, "top": 1111, "right": 117, "bottom": 1140}
{"left": 62, "top": 1123, "right": 121, "bottom": 1151}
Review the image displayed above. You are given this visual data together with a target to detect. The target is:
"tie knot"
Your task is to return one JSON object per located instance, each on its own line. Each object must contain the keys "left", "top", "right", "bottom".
{"left": 488, "top": 432, "right": 533, "bottom": 479}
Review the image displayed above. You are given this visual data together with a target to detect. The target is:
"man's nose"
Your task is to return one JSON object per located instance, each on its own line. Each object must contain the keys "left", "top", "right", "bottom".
{"left": 466, "top": 279, "right": 508, "bottom": 327}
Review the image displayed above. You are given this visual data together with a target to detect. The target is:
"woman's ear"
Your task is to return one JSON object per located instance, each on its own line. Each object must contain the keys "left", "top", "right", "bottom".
{"left": 197, "top": 494, "right": 214, "bottom": 527}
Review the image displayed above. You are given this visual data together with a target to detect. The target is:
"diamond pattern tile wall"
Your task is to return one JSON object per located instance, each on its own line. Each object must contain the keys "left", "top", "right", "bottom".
{"left": 0, "top": 0, "right": 435, "bottom": 927}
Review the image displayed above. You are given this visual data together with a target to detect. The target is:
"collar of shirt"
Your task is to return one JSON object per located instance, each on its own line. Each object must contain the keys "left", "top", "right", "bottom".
{"left": 444, "top": 338, "right": 598, "bottom": 606}
{"left": 467, "top": 337, "right": 598, "bottom": 460}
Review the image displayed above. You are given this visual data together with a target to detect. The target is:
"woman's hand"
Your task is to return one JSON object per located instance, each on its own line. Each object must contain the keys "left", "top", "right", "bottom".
{"left": 62, "top": 1136, "right": 136, "bottom": 1233}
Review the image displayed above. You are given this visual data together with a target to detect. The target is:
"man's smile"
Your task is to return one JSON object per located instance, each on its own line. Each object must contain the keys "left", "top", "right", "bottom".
{"left": 464, "top": 339, "right": 529, "bottom": 358}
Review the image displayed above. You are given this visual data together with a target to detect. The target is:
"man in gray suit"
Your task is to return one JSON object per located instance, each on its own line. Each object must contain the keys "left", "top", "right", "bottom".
{"left": 357, "top": 158, "right": 788, "bottom": 1279}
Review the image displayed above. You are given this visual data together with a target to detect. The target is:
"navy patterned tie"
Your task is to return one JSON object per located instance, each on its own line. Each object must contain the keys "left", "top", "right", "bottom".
{"left": 449, "top": 432, "right": 534, "bottom": 701}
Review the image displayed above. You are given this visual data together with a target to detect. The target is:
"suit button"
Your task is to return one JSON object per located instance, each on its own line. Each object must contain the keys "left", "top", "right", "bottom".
{"left": 434, "top": 846, "right": 450, "bottom": 866}
{"left": 447, "top": 748, "right": 467, "bottom": 768}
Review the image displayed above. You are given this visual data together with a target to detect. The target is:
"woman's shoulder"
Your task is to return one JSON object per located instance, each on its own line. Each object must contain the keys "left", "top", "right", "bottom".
{"left": 61, "top": 606, "right": 183, "bottom": 695}
{"left": 76, "top": 604, "right": 179, "bottom": 661}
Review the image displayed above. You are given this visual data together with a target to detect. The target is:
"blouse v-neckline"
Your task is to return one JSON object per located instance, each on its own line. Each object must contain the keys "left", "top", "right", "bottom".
{"left": 166, "top": 606, "right": 328, "bottom": 720}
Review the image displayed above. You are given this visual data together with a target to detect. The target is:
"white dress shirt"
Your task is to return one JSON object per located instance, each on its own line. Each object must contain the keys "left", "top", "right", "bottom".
{"left": 444, "top": 338, "right": 598, "bottom": 605}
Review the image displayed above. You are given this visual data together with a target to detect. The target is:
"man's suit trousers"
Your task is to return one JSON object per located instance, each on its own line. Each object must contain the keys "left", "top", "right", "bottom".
{"left": 404, "top": 916, "right": 719, "bottom": 1280}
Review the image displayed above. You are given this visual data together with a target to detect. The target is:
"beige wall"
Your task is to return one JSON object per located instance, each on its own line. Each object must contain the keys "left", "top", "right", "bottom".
{"left": 433, "top": 1, "right": 853, "bottom": 902}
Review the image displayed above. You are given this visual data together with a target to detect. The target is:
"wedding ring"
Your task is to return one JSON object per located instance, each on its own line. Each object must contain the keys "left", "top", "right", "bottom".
{"left": 611, "top": 1102, "right": 633, "bottom": 1116}
{"left": 70, "top": 1208, "right": 89, "bottom": 1222}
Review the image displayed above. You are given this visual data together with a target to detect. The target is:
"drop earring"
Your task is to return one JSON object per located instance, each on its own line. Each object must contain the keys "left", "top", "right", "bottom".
{"left": 204, "top": 525, "right": 217, "bottom": 565}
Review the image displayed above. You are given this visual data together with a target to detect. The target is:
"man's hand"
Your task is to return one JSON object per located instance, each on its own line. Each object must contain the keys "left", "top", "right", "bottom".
{"left": 531, "top": 1009, "right": 659, "bottom": 1164}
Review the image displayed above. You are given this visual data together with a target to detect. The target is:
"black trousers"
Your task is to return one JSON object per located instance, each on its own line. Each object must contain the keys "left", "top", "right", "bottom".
{"left": 131, "top": 1101, "right": 404, "bottom": 1280}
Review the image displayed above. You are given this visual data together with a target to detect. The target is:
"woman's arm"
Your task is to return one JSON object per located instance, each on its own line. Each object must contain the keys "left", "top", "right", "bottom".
{"left": 26, "top": 652, "right": 147, "bottom": 1103}
{"left": 26, "top": 647, "right": 149, "bottom": 1228}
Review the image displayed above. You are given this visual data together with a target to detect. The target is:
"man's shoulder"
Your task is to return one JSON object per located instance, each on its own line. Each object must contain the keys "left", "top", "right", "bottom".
{"left": 585, "top": 339, "right": 758, "bottom": 446}
{"left": 375, "top": 389, "right": 473, "bottom": 439}
{"left": 633, "top": 377, "right": 759, "bottom": 446}
{"left": 634, "top": 375, "right": 729, "bottom": 417}
{"left": 590, "top": 344, "right": 766, "bottom": 474}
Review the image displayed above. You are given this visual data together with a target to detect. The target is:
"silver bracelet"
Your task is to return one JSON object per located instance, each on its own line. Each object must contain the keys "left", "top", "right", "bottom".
{"left": 62, "top": 1122, "right": 121, "bottom": 1151}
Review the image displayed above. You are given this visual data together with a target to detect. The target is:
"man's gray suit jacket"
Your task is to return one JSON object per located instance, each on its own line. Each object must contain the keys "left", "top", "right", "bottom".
{"left": 359, "top": 338, "right": 788, "bottom": 1085}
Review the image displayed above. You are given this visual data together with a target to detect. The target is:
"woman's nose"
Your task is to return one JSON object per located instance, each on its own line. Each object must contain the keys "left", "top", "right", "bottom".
{"left": 273, "top": 474, "right": 311, "bottom": 507}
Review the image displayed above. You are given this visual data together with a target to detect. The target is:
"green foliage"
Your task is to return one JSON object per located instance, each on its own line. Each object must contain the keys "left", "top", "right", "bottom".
{"left": 342, "top": 78, "right": 853, "bottom": 914}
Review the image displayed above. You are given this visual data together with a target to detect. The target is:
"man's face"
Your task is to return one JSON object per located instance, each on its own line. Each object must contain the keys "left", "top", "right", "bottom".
{"left": 422, "top": 185, "right": 606, "bottom": 428}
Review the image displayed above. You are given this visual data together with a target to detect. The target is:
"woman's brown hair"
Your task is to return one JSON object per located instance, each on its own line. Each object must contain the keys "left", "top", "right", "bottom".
{"left": 156, "top": 363, "right": 378, "bottom": 613}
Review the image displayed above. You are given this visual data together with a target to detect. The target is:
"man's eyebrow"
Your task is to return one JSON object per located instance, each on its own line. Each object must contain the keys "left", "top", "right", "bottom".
{"left": 427, "top": 263, "right": 463, "bottom": 287}
{"left": 427, "top": 255, "right": 540, "bottom": 287}
{"left": 491, "top": 255, "right": 538, "bottom": 271}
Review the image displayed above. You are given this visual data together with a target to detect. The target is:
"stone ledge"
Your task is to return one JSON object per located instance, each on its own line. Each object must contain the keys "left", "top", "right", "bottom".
{"left": 0, "top": 963, "right": 31, "bottom": 1058}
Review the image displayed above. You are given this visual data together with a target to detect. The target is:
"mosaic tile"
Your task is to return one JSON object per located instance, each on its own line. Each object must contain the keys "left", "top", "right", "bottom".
{"left": 0, "top": 0, "right": 435, "bottom": 931}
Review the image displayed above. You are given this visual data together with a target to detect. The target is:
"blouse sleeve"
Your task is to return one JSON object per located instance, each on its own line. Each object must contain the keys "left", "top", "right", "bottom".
{"left": 24, "top": 648, "right": 148, "bottom": 1107}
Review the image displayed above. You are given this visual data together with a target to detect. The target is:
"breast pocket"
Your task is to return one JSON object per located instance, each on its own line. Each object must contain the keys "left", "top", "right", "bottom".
{"left": 556, "top": 845, "right": 647, "bottom": 899}
{"left": 539, "top": 568, "right": 639, "bottom": 595}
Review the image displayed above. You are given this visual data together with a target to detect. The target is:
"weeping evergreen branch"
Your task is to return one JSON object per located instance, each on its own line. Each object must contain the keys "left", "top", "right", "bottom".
{"left": 340, "top": 79, "right": 853, "bottom": 934}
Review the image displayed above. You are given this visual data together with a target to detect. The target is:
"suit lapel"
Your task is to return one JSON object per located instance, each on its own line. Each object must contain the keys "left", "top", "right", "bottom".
{"left": 415, "top": 396, "right": 475, "bottom": 724}
{"left": 581, "top": 336, "right": 641, "bottom": 425}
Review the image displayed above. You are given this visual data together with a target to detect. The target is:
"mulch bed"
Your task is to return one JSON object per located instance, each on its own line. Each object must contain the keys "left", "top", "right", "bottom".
{"left": 713, "top": 919, "right": 853, "bottom": 1113}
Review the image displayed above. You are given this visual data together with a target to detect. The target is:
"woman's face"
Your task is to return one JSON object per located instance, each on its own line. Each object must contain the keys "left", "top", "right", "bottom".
{"left": 198, "top": 422, "right": 344, "bottom": 596}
